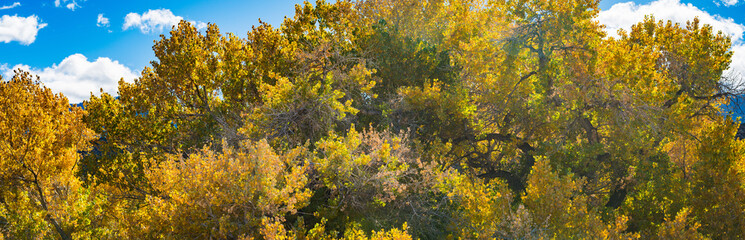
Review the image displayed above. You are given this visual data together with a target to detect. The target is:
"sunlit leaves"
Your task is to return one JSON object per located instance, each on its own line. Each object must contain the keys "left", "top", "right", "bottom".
{"left": 3, "top": 0, "right": 745, "bottom": 238}
{"left": 119, "top": 140, "right": 312, "bottom": 239}
{"left": 0, "top": 70, "right": 98, "bottom": 239}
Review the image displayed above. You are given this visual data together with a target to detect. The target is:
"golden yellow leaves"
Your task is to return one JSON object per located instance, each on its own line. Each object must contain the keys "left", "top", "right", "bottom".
{"left": 0, "top": 70, "right": 94, "bottom": 239}
{"left": 436, "top": 169, "right": 513, "bottom": 239}
{"left": 126, "top": 140, "right": 312, "bottom": 239}
{"left": 0, "top": 71, "right": 91, "bottom": 184}
{"left": 656, "top": 208, "right": 707, "bottom": 240}
{"left": 524, "top": 159, "right": 636, "bottom": 239}
{"left": 4, "top": 0, "right": 745, "bottom": 239}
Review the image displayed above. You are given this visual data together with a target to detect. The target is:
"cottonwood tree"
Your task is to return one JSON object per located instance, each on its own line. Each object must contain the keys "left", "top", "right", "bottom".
{"left": 0, "top": 71, "right": 107, "bottom": 239}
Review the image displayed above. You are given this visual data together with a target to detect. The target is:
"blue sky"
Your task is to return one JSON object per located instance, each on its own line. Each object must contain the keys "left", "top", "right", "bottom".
{"left": 1, "top": 0, "right": 302, "bottom": 78}
{"left": 1, "top": 0, "right": 744, "bottom": 102}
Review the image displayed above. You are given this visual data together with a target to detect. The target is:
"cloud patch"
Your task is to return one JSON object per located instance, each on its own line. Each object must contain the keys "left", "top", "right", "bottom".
{"left": 729, "top": 44, "right": 745, "bottom": 79}
{"left": 0, "top": 2, "right": 20, "bottom": 10}
{"left": 1, "top": 54, "right": 139, "bottom": 103}
{"left": 0, "top": 15, "right": 47, "bottom": 45}
{"left": 97, "top": 13, "right": 109, "bottom": 27}
{"left": 54, "top": 0, "right": 84, "bottom": 11}
{"left": 597, "top": 0, "right": 745, "bottom": 41}
{"left": 719, "top": 0, "right": 739, "bottom": 7}
{"left": 123, "top": 9, "right": 206, "bottom": 34}
{"left": 597, "top": 0, "right": 745, "bottom": 78}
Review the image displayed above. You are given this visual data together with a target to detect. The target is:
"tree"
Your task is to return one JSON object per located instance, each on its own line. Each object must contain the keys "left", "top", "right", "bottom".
{"left": 5, "top": 0, "right": 744, "bottom": 238}
{"left": 0, "top": 70, "right": 99, "bottom": 239}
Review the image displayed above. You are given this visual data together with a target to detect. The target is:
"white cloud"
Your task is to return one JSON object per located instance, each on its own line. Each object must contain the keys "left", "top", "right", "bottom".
{"left": 123, "top": 9, "right": 206, "bottom": 34}
{"left": 191, "top": 21, "right": 208, "bottom": 30}
{"left": 1, "top": 54, "right": 139, "bottom": 103}
{"left": 728, "top": 44, "right": 745, "bottom": 79}
{"left": 597, "top": 0, "right": 745, "bottom": 79}
{"left": 0, "top": 15, "right": 47, "bottom": 45}
{"left": 598, "top": 0, "right": 745, "bottom": 42}
{"left": 719, "top": 0, "right": 739, "bottom": 6}
{"left": 123, "top": 9, "right": 181, "bottom": 33}
{"left": 54, "top": 0, "right": 83, "bottom": 11}
{"left": 0, "top": 2, "right": 20, "bottom": 10}
{"left": 97, "top": 13, "right": 109, "bottom": 27}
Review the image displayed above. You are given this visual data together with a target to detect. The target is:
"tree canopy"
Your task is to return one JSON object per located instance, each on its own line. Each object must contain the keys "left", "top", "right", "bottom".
{"left": 2, "top": 0, "right": 745, "bottom": 239}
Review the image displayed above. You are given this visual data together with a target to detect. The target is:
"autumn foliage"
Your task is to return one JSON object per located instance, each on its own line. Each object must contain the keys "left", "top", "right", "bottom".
{"left": 2, "top": 0, "right": 745, "bottom": 239}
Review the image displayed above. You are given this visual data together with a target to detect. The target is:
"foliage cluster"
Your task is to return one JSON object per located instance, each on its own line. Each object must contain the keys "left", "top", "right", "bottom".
{"left": 2, "top": 0, "right": 745, "bottom": 239}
